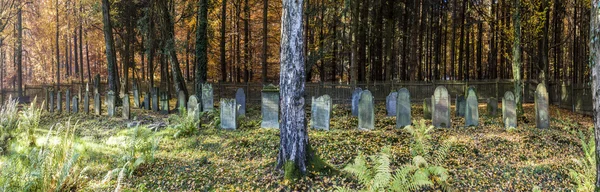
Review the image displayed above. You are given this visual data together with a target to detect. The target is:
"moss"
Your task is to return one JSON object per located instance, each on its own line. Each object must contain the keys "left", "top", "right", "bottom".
{"left": 307, "top": 145, "right": 339, "bottom": 175}
{"left": 283, "top": 161, "right": 302, "bottom": 181}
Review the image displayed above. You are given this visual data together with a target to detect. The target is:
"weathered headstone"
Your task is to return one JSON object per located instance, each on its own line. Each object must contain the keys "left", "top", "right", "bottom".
{"left": 177, "top": 91, "right": 187, "bottom": 113}
{"left": 311, "top": 95, "right": 331, "bottom": 130}
{"left": 486, "top": 97, "right": 498, "bottom": 116}
{"left": 455, "top": 95, "right": 465, "bottom": 117}
{"left": 122, "top": 94, "right": 130, "bottom": 119}
{"left": 432, "top": 86, "right": 451, "bottom": 128}
{"left": 261, "top": 84, "right": 279, "bottom": 129}
{"left": 160, "top": 91, "right": 169, "bottom": 115}
{"left": 220, "top": 99, "right": 237, "bottom": 130}
{"left": 187, "top": 95, "right": 200, "bottom": 119}
{"left": 396, "top": 88, "right": 411, "bottom": 128}
{"left": 152, "top": 87, "right": 159, "bottom": 112}
{"left": 133, "top": 83, "right": 140, "bottom": 108}
{"left": 502, "top": 91, "right": 517, "bottom": 128}
{"left": 235, "top": 88, "right": 246, "bottom": 117}
{"left": 57, "top": 91, "right": 62, "bottom": 113}
{"left": 144, "top": 92, "right": 150, "bottom": 110}
{"left": 94, "top": 92, "right": 101, "bottom": 115}
{"left": 84, "top": 84, "right": 89, "bottom": 114}
{"left": 72, "top": 96, "right": 79, "bottom": 113}
{"left": 202, "top": 84, "right": 214, "bottom": 112}
{"left": 423, "top": 98, "right": 432, "bottom": 119}
{"left": 65, "top": 89, "right": 71, "bottom": 113}
{"left": 49, "top": 89, "right": 55, "bottom": 113}
{"left": 107, "top": 91, "right": 115, "bottom": 117}
{"left": 465, "top": 88, "right": 479, "bottom": 126}
{"left": 351, "top": 88, "right": 362, "bottom": 116}
{"left": 535, "top": 84, "right": 550, "bottom": 129}
{"left": 358, "top": 90, "right": 375, "bottom": 130}
{"left": 386, "top": 92, "right": 398, "bottom": 116}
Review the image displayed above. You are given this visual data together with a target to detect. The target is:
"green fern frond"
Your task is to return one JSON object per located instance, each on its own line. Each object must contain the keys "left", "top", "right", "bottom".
{"left": 371, "top": 149, "right": 392, "bottom": 191}
{"left": 343, "top": 152, "right": 374, "bottom": 187}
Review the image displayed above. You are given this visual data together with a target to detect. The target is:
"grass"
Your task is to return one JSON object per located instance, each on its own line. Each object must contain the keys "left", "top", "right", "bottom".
{"left": 0, "top": 98, "right": 594, "bottom": 191}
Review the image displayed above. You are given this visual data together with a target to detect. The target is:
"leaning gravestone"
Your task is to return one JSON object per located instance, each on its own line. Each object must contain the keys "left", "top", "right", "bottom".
{"left": 72, "top": 96, "right": 79, "bottom": 113}
{"left": 49, "top": 89, "right": 55, "bottom": 113}
{"left": 358, "top": 90, "right": 375, "bottom": 130}
{"left": 235, "top": 88, "right": 246, "bottom": 117}
{"left": 178, "top": 91, "right": 187, "bottom": 112}
{"left": 122, "top": 94, "right": 130, "bottom": 119}
{"left": 261, "top": 84, "right": 279, "bottom": 129}
{"left": 502, "top": 91, "right": 517, "bottom": 128}
{"left": 423, "top": 98, "right": 432, "bottom": 119}
{"left": 432, "top": 86, "right": 451, "bottom": 128}
{"left": 220, "top": 99, "right": 237, "bottom": 130}
{"left": 84, "top": 84, "right": 89, "bottom": 114}
{"left": 188, "top": 95, "right": 200, "bottom": 119}
{"left": 396, "top": 88, "right": 411, "bottom": 128}
{"left": 535, "top": 84, "right": 550, "bottom": 129}
{"left": 311, "top": 95, "right": 331, "bottom": 131}
{"left": 65, "top": 90, "right": 71, "bottom": 113}
{"left": 160, "top": 91, "right": 169, "bottom": 115}
{"left": 152, "top": 87, "right": 159, "bottom": 112}
{"left": 386, "top": 92, "right": 398, "bottom": 116}
{"left": 351, "top": 88, "right": 362, "bottom": 116}
{"left": 144, "top": 92, "right": 150, "bottom": 110}
{"left": 455, "top": 95, "right": 465, "bottom": 117}
{"left": 94, "top": 92, "right": 101, "bottom": 115}
{"left": 202, "top": 84, "right": 214, "bottom": 112}
{"left": 465, "top": 88, "right": 479, "bottom": 126}
{"left": 133, "top": 83, "right": 140, "bottom": 108}
{"left": 107, "top": 91, "right": 115, "bottom": 117}
{"left": 487, "top": 97, "right": 498, "bottom": 116}
{"left": 57, "top": 90, "right": 62, "bottom": 113}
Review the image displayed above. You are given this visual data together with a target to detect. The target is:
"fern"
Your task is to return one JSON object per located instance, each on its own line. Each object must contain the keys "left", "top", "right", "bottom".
{"left": 569, "top": 128, "right": 596, "bottom": 191}
{"left": 169, "top": 109, "right": 200, "bottom": 138}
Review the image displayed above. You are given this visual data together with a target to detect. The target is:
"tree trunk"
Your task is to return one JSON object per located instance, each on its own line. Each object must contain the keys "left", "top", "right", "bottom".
{"left": 56, "top": 0, "right": 60, "bottom": 89}
{"left": 262, "top": 0, "right": 268, "bottom": 83}
{"left": 278, "top": 0, "right": 308, "bottom": 179}
{"left": 160, "top": 1, "right": 188, "bottom": 97}
{"left": 513, "top": 0, "right": 523, "bottom": 115}
{"left": 244, "top": 0, "right": 250, "bottom": 82}
{"left": 101, "top": 0, "right": 118, "bottom": 93}
{"left": 79, "top": 1, "right": 84, "bottom": 85}
{"left": 220, "top": 0, "right": 227, "bottom": 82}
{"left": 16, "top": 3, "right": 22, "bottom": 97}
{"left": 196, "top": 0, "right": 208, "bottom": 110}
{"left": 590, "top": 0, "right": 600, "bottom": 190}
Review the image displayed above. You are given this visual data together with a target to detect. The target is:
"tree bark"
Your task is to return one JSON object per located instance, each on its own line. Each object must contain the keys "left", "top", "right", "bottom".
{"left": 101, "top": 0, "right": 118, "bottom": 93}
{"left": 160, "top": 0, "right": 188, "bottom": 97}
{"left": 56, "top": 0, "right": 60, "bottom": 89}
{"left": 590, "top": 0, "right": 600, "bottom": 189}
{"left": 16, "top": 2, "right": 22, "bottom": 97}
{"left": 278, "top": 0, "right": 308, "bottom": 178}
{"left": 221, "top": 0, "right": 227, "bottom": 82}
{"left": 196, "top": 0, "right": 208, "bottom": 111}
{"left": 513, "top": 0, "right": 523, "bottom": 115}
{"left": 262, "top": 0, "right": 268, "bottom": 83}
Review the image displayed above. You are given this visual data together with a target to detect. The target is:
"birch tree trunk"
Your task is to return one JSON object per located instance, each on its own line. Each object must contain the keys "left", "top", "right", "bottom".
{"left": 278, "top": 0, "right": 308, "bottom": 179}
{"left": 590, "top": 0, "right": 600, "bottom": 189}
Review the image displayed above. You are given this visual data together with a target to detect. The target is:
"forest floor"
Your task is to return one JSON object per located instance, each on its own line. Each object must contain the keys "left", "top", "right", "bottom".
{"left": 35, "top": 101, "right": 593, "bottom": 191}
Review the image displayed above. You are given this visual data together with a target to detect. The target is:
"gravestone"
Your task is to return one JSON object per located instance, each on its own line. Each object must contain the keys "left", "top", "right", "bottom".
{"left": 220, "top": 99, "right": 237, "bottom": 130}
{"left": 386, "top": 92, "right": 398, "bottom": 116}
{"left": 49, "top": 89, "right": 55, "bottom": 113}
{"left": 423, "top": 98, "right": 432, "bottom": 119}
{"left": 311, "top": 95, "right": 331, "bottom": 131}
{"left": 261, "top": 84, "right": 279, "bottom": 129}
{"left": 57, "top": 91, "right": 62, "bottom": 113}
{"left": 72, "top": 96, "right": 79, "bottom": 113}
{"left": 65, "top": 90, "right": 71, "bottom": 113}
{"left": 432, "top": 86, "right": 451, "bottom": 128}
{"left": 107, "top": 91, "right": 115, "bottom": 117}
{"left": 93, "top": 74, "right": 101, "bottom": 94}
{"left": 455, "top": 95, "right": 465, "bottom": 117}
{"left": 465, "top": 88, "right": 479, "bottom": 126}
{"left": 94, "top": 92, "right": 101, "bottom": 115}
{"left": 351, "top": 88, "right": 362, "bottom": 116}
{"left": 188, "top": 95, "right": 200, "bottom": 119}
{"left": 535, "top": 84, "right": 550, "bottom": 129}
{"left": 160, "top": 92, "right": 169, "bottom": 115}
{"left": 396, "top": 88, "right": 411, "bottom": 128}
{"left": 84, "top": 84, "right": 89, "bottom": 114}
{"left": 133, "top": 83, "right": 140, "bottom": 108}
{"left": 144, "top": 92, "right": 150, "bottom": 110}
{"left": 235, "top": 88, "right": 246, "bottom": 117}
{"left": 358, "top": 90, "right": 375, "bottom": 130}
{"left": 502, "top": 91, "right": 517, "bottom": 128}
{"left": 152, "top": 87, "right": 159, "bottom": 112}
{"left": 487, "top": 97, "right": 498, "bottom": 116}
{"left": 122, "top": 94, "right": 130, "bottom": 119}
{"left": 178, "top": 91, "right": 187, "bottom": 113}
{"left": 202, "top": 84, "right": 214, "bottom": 112}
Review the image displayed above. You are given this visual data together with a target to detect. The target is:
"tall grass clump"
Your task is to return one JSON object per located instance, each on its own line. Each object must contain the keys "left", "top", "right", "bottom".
{"left": 0, "top": 120, "right": 90, "bottom": 191}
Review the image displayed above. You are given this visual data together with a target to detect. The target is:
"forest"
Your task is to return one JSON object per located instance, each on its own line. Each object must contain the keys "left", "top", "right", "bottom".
{"left": 0, "top": 0, "right": 599, "bottom": 191}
